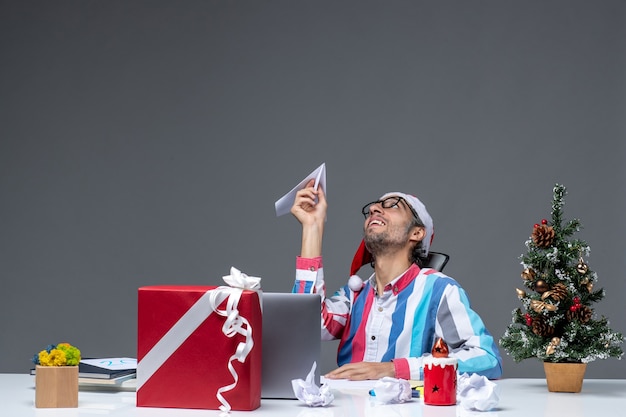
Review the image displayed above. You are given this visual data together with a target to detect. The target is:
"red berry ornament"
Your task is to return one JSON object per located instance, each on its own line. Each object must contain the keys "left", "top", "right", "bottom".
{"left": 525, "top": 313, "right": 532, "bottom": 326}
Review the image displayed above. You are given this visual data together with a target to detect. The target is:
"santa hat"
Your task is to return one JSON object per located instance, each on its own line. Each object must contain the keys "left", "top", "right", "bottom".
{"left": 349, "top": 192, "right": 434, "bottom": 277}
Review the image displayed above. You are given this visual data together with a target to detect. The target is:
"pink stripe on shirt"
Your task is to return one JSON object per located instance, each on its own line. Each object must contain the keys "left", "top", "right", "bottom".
{"left": 348, "top": 289, "right": 375, "bottom": 362}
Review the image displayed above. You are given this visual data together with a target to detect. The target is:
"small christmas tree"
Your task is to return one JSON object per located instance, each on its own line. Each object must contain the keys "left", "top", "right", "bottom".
{"left": 500, "top": 184, "right": 623, "bottom": 364}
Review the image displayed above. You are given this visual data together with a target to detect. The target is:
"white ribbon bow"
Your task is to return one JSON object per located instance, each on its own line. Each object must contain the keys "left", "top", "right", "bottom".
{"left": 222, "top": 266, "right": 261, "bottom": 291}
{"left": 213, "top": 267, "right": 262, "bottom": 412}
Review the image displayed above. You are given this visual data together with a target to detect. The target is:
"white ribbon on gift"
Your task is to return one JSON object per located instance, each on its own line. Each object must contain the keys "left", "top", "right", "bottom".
{"left": 137, "top": 267, "right": 261, "bottom": 412}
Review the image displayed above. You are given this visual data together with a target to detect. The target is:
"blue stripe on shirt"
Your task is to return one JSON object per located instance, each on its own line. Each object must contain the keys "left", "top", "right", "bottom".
{"left": 337, "top": 283, "right": 368, "bottom": 365}
{"left": 410, "top": 274, "right": 458, "bottom": 357}
{"left": 292, "top": 280, "right": 314, "bottom": 294}
{"left": 382, "top": 279, "right": 415, "bottom": 362}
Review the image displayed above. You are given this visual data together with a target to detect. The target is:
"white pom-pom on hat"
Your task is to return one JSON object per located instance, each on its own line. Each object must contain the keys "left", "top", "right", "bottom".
{"left": 348, "top": 275, "right": 364, "bottom": 292}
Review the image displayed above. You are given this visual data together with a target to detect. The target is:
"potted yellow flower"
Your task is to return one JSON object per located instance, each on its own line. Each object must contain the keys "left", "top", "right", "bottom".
{"left": 32, "top": 343, "right": 81, "bottom": 408}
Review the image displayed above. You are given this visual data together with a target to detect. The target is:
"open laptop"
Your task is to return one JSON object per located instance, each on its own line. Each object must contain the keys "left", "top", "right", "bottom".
{"left": 261, "top": 292, "right": 321, "bottom": 399}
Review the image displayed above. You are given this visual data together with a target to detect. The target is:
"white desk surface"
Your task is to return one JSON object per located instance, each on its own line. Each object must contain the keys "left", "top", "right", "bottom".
{"left": 2, "top": 374, "right": 624, "bottom": 416}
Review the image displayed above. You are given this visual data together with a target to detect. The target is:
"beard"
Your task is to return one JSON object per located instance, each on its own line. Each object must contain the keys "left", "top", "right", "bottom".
{"left": 364, "top": 222, "right": 413, "bottom": 258}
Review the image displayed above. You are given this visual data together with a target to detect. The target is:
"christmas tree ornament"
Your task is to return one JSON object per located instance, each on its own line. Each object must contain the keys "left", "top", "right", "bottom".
{"left": 534, "top": 280, "right": 549, "bottom": 294}
{"left": 531, "top": 224, "right": 555, "bottom": 248}
{"left": 576, "top": 257, "right": 588, "bottom": 274}
{"left": 515, "top": 288, "right": 526, "bottom": 298}
{"left": 579, "top": 306, "right": 592, "bottom": 323}
{"left": 531, "top": 316, "right": 554, "bottom": 337}
{"left": 546, "top": 337, "right": 561, "bottom": 355}
{"left": 524, "top": 313, "right": 532, "bottom": 326}
{"left": 580, "top": 277, "right": 594, "bottom": 293}
{"left": 521, "top": 268, "right": 535, "bottom": 281}
{"left": 530, "top": 299, "right": 557, "bottom": 313}
{"left": 542, "top": 283, "right": 568, "bottom": 302}
{"left": 567, "top": 305, "right": 593, "bottom": 323}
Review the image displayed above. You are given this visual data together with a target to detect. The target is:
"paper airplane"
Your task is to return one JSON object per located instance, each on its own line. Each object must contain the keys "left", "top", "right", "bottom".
{"left": 274, "top": 163, "right": 326, "bottom": 217}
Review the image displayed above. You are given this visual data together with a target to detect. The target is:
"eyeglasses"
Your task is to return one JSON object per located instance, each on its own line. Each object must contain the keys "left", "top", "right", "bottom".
{"left": 361, "top": 196, "right": 420, "bottom": 220}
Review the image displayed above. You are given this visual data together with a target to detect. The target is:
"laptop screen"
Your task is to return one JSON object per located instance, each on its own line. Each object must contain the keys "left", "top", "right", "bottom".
{"left": 261, "top": 292, "right": 321, "bottom": 399}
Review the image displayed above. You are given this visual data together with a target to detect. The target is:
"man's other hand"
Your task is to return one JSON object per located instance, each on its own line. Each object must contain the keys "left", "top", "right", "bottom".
{"left": 324, "top": 361, "right": 395, "bottom": 381}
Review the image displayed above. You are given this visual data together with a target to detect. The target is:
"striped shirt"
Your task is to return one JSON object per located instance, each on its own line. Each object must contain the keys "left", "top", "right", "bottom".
{"left": 293, "top": 256, "right": 503, "bottom": 380}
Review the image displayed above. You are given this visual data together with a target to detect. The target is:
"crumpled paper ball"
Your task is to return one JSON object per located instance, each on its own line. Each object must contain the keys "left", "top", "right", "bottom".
{"left": 291, "top": 362, "right": 334, "bottom": 407}
{"left": 457, "top": 373, "right": 500, "bottom": 411}
{"left": 369, "top": 377, "right": 413, "bottom": 404}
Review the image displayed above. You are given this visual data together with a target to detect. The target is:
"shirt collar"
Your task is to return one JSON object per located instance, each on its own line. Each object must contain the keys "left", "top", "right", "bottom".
{"left": 368, "top": 263, "right": 422, "bottom": 296}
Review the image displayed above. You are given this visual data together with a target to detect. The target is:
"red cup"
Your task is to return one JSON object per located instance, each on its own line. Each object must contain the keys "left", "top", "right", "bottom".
{"left": 423, "top": 356, "right": 457, "bottom": 406}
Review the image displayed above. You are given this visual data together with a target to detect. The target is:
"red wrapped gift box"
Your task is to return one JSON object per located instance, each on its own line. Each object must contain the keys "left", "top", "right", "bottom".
{"left": 137, "top": 285, "right": 262, "bottom": 410}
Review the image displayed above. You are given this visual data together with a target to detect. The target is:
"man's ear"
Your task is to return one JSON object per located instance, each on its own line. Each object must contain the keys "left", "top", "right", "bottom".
{"left": 409, "top": 226, "right": 426, "bottom": 244}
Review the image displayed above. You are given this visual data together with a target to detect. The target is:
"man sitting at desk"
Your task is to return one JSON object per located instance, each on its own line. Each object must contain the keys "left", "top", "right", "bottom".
{"left": 290, "top": 181, "right": 502, "bottom": 381}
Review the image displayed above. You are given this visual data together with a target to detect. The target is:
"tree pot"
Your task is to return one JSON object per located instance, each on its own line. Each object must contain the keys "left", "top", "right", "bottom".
{"left": 543, "top": 362, "right": 587, "bottom": 393}
{"left": 35, "top": 365, "right": 79, "bottom": 408}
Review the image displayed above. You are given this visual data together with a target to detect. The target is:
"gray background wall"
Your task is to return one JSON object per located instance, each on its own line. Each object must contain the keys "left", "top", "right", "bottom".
{"left": 1, "top": 1, "right": 624, "bottom": 379}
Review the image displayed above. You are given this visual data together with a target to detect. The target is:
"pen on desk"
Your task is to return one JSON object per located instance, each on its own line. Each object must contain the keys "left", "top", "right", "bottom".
{"left": 368, "top": 388, "right": 421, "bottom": 398}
